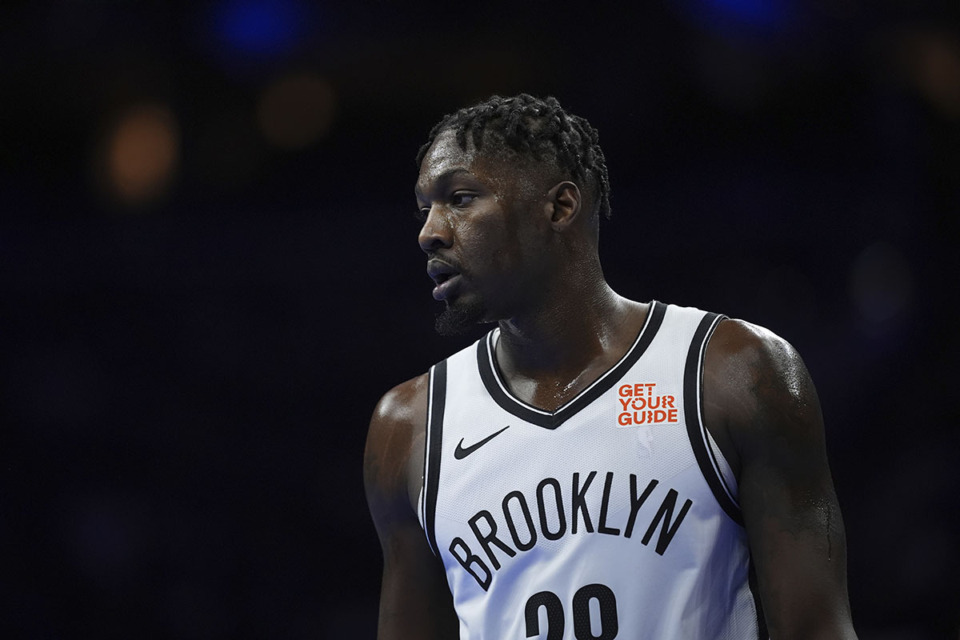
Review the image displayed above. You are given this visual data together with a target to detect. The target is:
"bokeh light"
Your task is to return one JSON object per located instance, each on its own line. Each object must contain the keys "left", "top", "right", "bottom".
{"left": 677, "top": 0, "right": 794, "bottom": 33}
{"left": 708, "top": 0, "right": 789, "bottom": 25}
{"left": 899, "top": 30, "right": 960, "bottom": 120}
{"left": 209, "top": 0, "right": 313, "bottom": 57}
{"left": 257, "top": 74, "right": 336, "bottom": 150}
{"left": 98, "top": 104, "right": 180, "bottom": 207}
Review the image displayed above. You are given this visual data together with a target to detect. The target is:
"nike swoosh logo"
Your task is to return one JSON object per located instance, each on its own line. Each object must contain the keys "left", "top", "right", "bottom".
{"left": 454, "top": 425, "right": 510, "bottom": 460}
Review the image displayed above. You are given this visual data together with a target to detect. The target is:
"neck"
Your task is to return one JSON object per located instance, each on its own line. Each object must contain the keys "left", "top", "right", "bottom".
{"left": 494, "top": 279, "right": 644, "bottom": 384}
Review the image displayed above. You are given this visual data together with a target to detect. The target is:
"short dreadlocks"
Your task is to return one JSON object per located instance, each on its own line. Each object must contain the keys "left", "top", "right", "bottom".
{"left": 416, "top": 94, "right": 612, "bottom": 220}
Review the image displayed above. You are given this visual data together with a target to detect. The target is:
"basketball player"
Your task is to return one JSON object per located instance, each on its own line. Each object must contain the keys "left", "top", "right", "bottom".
{"left": 364, "top": 94, "right": 857, "bottom": 639}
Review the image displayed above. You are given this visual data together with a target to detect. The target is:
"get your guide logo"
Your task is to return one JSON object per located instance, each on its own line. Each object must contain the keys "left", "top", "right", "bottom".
{"left": 617, "top": 383, "right": 679, "bottom": 426}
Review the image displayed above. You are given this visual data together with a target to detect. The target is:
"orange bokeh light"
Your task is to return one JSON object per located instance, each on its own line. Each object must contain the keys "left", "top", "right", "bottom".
{"left": 102, "top": 105, "right": 180, "bottom": 205}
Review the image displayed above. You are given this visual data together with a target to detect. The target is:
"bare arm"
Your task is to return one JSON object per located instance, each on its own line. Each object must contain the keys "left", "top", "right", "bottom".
{"left": 363, "top": 374, "right": 460, "bottom": 640}
{"left": 704, "top": 320, "right": 857, "bottom": 640}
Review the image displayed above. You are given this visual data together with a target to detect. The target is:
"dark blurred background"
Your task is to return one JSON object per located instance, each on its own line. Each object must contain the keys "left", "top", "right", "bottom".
{"left": 2, "top": 0, "right": 958, "bottom": 638}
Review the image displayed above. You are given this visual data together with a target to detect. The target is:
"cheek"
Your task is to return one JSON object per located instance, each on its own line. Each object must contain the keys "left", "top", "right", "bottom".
{"left": 452, "top": 206, "right": 539, "bottom": 279}
{"left": 457, "top": 233, "right": 515, "bottom": 288}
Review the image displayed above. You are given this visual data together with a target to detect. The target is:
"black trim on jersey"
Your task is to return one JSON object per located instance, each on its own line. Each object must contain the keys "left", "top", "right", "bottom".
{"left": 423, "top": 360, "right": 447, "bottom": 557}
{"left": 748, "top": 557, "right": 769, "bottom": 639}
{"left": 475, "top": 301, "right": 666, "bottom": 430}
{"left": 683, "top": 312, "right": 744, "bottom": 525}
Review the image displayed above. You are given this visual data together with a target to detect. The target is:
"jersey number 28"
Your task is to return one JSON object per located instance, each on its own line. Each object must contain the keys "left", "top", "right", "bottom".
{"left": 525, "top": 583, "right": 618, "bottom": 639}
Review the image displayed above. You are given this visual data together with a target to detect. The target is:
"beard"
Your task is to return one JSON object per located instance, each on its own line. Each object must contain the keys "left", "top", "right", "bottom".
{"left": 435, "top": 297, "right": 487, "bottom": 336}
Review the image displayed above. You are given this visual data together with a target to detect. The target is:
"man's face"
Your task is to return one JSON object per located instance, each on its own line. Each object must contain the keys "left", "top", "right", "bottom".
{"left": 415, "top": 129, "right": 553, "bottom": 335}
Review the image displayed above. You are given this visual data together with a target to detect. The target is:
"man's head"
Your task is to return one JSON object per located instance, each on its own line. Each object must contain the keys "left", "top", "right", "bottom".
{"left": 415, "top": 95, "right": 611, "bottom": 335}
{"left": 416, "top": 94, "right": 611, "bottom": 222}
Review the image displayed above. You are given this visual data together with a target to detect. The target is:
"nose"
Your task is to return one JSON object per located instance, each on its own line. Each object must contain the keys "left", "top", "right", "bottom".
{"left": 418, "top": 205, "right": 452, "bottom": 254}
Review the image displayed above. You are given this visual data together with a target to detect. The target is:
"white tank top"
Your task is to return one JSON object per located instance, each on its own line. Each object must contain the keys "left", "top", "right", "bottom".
{"left": 419, "top": 301, "right": 766, "bottom": 640}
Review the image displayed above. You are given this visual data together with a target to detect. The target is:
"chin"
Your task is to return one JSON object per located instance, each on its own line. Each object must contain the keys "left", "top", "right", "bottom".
{"left": 435, "top": 298, "right": 487, "bottom": 336}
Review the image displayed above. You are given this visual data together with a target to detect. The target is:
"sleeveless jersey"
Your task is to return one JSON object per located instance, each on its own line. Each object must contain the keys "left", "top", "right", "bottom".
{"left": 418, "top": 301, "right": 767, "bottom": 640}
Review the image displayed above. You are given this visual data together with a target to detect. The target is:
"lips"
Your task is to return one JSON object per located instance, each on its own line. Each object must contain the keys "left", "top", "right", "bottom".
{"left": 426, "top": 258, "right": 462, "bottom": 301}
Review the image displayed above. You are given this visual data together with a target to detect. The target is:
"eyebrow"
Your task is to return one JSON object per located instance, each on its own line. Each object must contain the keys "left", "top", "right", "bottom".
{"left": 415, "top": 168, "right": 474, "bottom": 199}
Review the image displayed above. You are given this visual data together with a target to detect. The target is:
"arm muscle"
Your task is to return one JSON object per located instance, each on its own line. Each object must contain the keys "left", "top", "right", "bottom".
{"left": 364, "top": 375, "right": 459, "bottom": 639}
{"left": 704, "top": 320, "right": 857, "bottom": 640}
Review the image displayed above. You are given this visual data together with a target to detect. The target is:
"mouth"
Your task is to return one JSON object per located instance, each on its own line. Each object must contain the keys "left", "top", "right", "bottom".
{"left": 426, "top": 259, "right": 462, "bottom": 301}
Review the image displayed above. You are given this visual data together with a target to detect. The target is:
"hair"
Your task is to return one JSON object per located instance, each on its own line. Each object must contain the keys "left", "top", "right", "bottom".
{"left": 416, "top": 94, "right": 611, "bottom": 220}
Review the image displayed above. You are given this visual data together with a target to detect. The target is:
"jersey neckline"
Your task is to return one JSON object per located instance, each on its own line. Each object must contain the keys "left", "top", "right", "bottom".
{"left": 475, "top": 300, "right": 666, "bottom": 430}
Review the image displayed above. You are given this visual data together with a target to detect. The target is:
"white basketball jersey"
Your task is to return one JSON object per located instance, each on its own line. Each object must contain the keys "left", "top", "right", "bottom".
{"left": 419, "top": 302, "right": 767, "bottom": 640}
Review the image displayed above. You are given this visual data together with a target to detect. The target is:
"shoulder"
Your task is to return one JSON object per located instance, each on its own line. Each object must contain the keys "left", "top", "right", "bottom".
{"left": 706, "top": 317, "right": 807, "bottom": 383}
{"left": 364, "top": 373, "right": 432, "bottom": 527}
{"left": 702, "top": 318, "right": 824, "bottom": 474}
{"left": 370, "top": 373, "right": 431, "bottom": 437}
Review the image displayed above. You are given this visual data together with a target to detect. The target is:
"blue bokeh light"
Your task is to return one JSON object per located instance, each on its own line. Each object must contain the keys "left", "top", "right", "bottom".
{"left": 210, "top": 0, "right": 310, "bottom": 56}
{"left": 706, "top": 0, "right": 789, "bottom": 26}
{"left": 677, "top": 0, "right": 795, "bottom": 34}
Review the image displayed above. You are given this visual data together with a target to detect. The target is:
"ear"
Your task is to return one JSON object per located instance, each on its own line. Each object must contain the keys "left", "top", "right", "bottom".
{"left": 545, "top": 181, "right": 581, "bottom": 231}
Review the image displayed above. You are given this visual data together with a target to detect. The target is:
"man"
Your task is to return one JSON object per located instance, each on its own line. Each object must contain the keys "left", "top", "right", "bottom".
{"left": 364, "top": 94, "right": 857, "bottom": 639}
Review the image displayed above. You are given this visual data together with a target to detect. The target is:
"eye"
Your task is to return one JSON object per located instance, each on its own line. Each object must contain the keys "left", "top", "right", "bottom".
{"left": 414, "top": 206, "right": 429, "bottom": 222}
{"left": 451, "top": 192, "right": 477, "bottom": 207}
